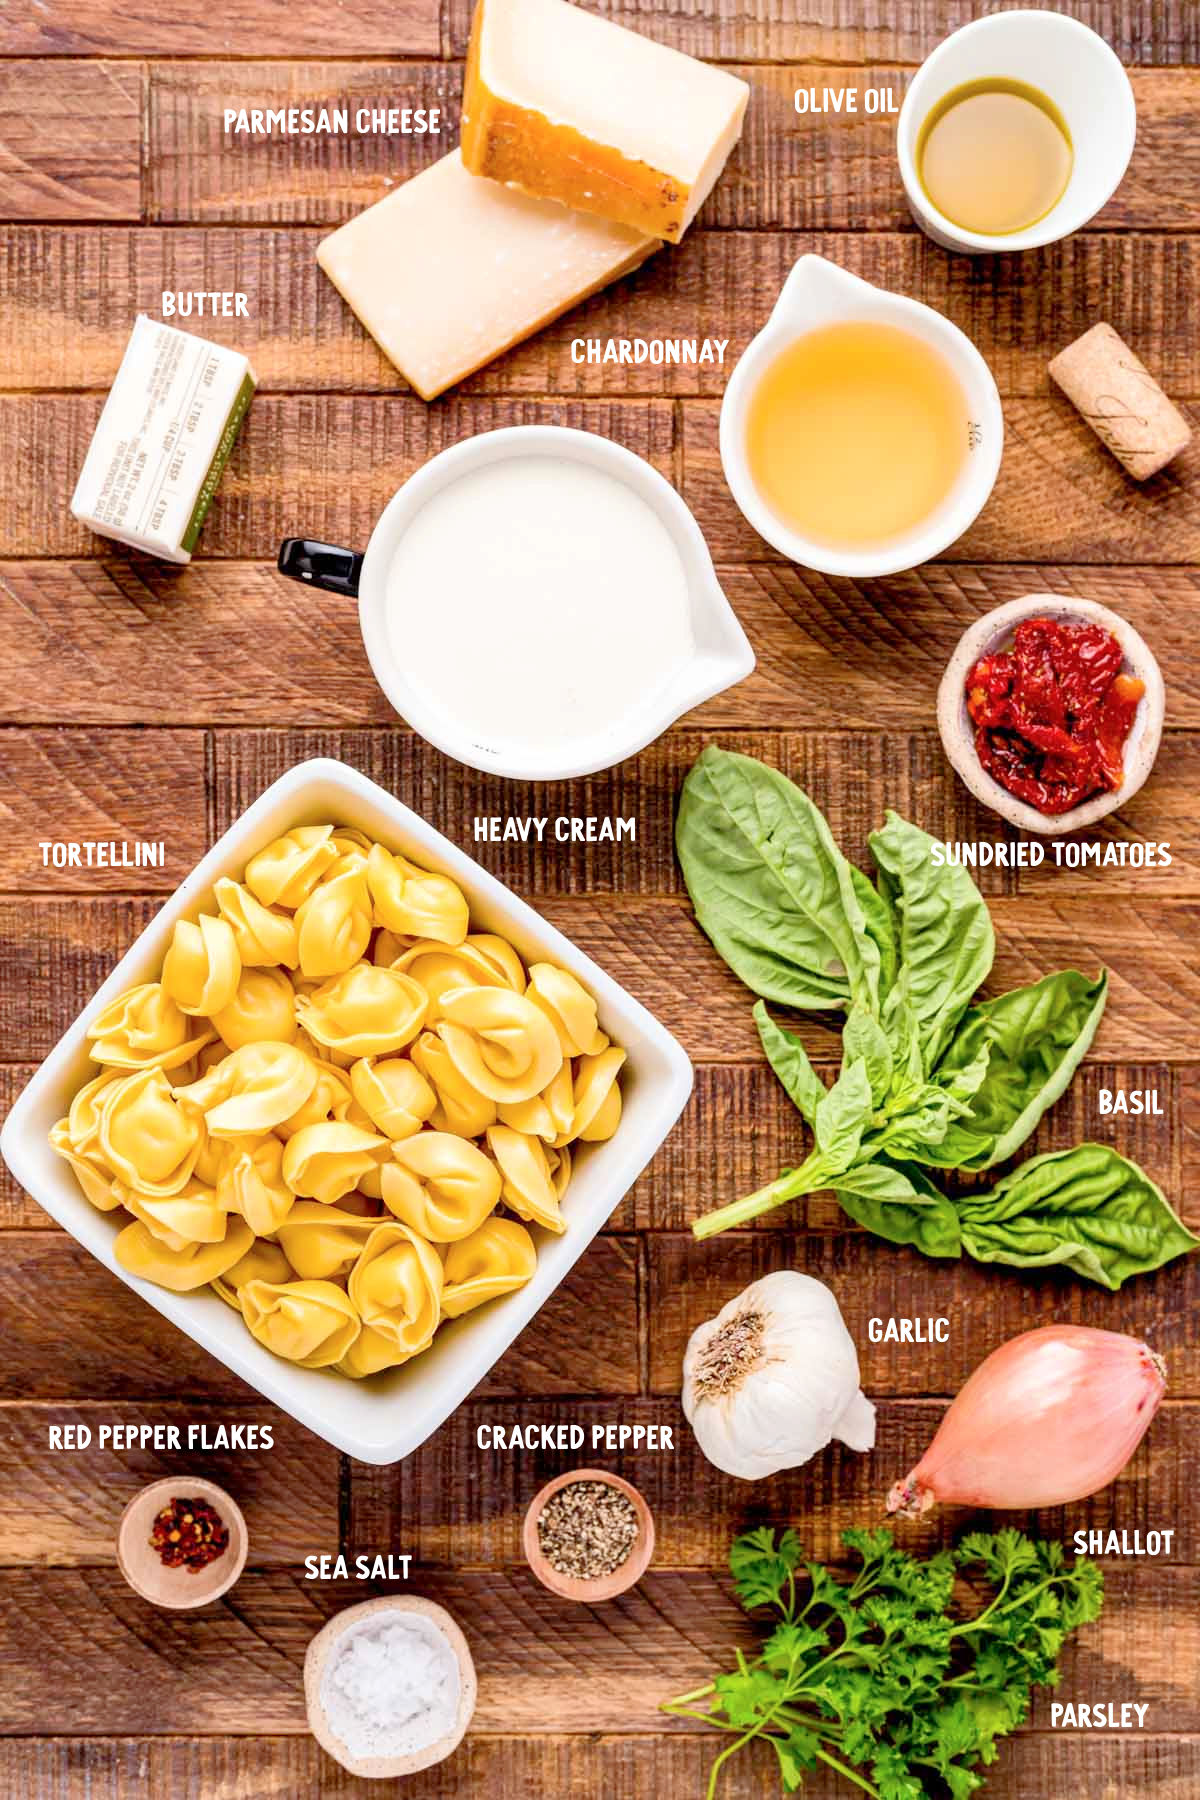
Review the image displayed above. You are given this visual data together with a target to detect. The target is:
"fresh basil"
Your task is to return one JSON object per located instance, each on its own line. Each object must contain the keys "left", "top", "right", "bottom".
{"left": 958, "top": 1145, "right": 1200, "bottom": 1290}
{"left": 835, "top": 1158, "right": 963, "bottom": 1260}
{"left": 926, "top": 971, "right": 1108, "bottom": 1170}
{"left": 676, "top": 746, "right": 883, "bottom": 1012}
{"left": 754, "top": 1001, "right": 826, "bottom": 1127}
{"left": 814, "top": 1059, "right": 873, "bottom": 1171}
{"left": 842, "top": 1006, "right": 893, "bottom": 1106}
{"left": 679, "top": 747, "right": 1195, "bottom": 1291}
{"left": 869, "top": 812, "right": 994, "bottom": 1066}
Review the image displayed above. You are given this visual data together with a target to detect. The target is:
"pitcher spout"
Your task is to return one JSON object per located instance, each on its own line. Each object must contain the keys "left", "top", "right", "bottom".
{"left": 769, "top": 253, "right": 881, "bottom": 331}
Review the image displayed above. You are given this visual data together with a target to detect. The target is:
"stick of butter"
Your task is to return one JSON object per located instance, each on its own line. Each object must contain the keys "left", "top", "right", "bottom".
{"left": 461, "top": 0, "right": 749, "bottom": 242}
{"left": 316, "top": 149, "right": 657, "bottom": 401}
{"left": 70, "top": 315, "right": 256, "bottom": 564}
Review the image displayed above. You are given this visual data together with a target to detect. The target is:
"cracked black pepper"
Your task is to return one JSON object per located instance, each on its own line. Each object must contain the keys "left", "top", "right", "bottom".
{"left": 536, "top": 1480, "right": 638, "bottom": 1580}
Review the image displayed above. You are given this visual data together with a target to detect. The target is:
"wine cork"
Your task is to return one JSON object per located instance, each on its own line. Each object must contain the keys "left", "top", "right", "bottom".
{"left": 1049, "top": 322, "right": 1192, "bottom": 481}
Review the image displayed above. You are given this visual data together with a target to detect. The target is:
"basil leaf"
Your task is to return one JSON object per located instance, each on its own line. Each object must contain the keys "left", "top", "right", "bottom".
{"left": 835, "top": 1158, "right": 963, "bottom": 1259}
{"left": 815, "top": 1059, "right": 873, "bottom": 1172}
{"left": 755, "top": 1001, "right": 827, "bottom": 1127}
{"left": 676, "top": 746, "right": 882, "bottom": 1012}
{"left": 958, "top": 1145, "right": 1199, "bottom": 1289}
{"left": 869, "top": 813, "right": 994, "bottom": 1066}
{"left": 843, "top": 1006, "right": 893, "bottom": 1105}
{"left": 925, "top": 971, "right": 1108, "bottom": 1171}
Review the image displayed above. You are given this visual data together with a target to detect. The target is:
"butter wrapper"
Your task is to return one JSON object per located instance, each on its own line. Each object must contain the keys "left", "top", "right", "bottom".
{"left": 71, "top": 315, "right": 256, "bottom": 563}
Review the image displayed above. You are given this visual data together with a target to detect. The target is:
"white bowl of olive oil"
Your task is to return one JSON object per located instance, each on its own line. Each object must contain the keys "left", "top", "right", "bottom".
{"left": 898, "top": 11, "right": 1136, "bottom": 254}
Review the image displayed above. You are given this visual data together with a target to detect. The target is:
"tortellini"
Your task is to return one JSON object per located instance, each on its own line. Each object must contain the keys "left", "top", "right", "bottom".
{"left": 350, "top": 1057, "right": 437, "bottom": 1141}
{"left": 214, "top": 877, "right": 299, "bottom": 969}
{"left": 245, "top": 826, "right": 338, "bottom": 909}
{"left": 295, "top": 867, "right": 373, "bottom": 979}
{"left": 241, "top": 1277, "right": 361, "bottom": 1369}
{"left": 277, "top": 1200, "right": 383, "bottom": 1280}
{"left": 486, "top": 1126, "right": 567, "bottom": 1235}
{"left": 87, "top": 983, "right": 212, "bottom": 1071}
{"left": 97, "top": 1067, "right": 205, "bottom": 1196}
{"left": 281, "top": 1121, "right": 387, "bottom": 1206}
{"left": 161, "top": 914, "right": 241, "bottom": 1017}
{"left": 54, "top": 818, "right": 625, "bottom": 1384}
{"left": 441, "top": 1216, "right": 537, "bottom": 1318}
{"left": 212, "top": 1238, "right": 295, "bottom": 1309}
{"left": 211, "top": 967, "right": 297, "bottom": 1050}
{"left": 380, "top": 1131, "right": 502, "bottom": 1242}
{"left": 115, "top": 1213, "right": 254, "bottom": 1291}
{"left": 396, "top": 937, "right": 523, "bottom": 1021}
{"left": 437, "top": 986, "right": 563, "bottom": 1104}
{"left": 526, "top": 963, "right": 609, "bottom": 1058}
{"left": 295, "top": 964, "right": 428, "bottom": 1057}
{"left": 216, "top": 1134, "right": 296, "bottom": 1236}
{"left": 366, "top": 843, "right": 469, "bottom": 944}
{"left": 176, "top": 1040, "right": 317, "bottom": 1138}
{"left": 410, "top": 1031, "right": 497, "bottom": 1138}
{"left": 342, "top": 1222, "right": 443, "bottom": 1376}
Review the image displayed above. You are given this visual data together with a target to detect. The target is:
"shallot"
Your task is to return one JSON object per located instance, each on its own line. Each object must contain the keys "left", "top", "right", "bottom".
{"left": 888, "top": 1324, "right": 1165, "bottom": 1516}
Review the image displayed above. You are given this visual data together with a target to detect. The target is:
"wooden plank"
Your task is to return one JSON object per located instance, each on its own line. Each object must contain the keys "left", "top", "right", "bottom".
{"left": 349, "top": 1396, "right": 1198, "bottom": 1569}
{"left": 629, "top": 1060, "right": 1190, "bottom": 1232}
{"left": 0, "top": 1564, "right": 1188, "bottom": 1735}
{"left": 0, "top": 1403, "right": 338, "bottom": 1565}
{"left": 0, "top": 729, "right": 207, "bottom": 892}
{"left": 4, "top": 895, "right": 1199, "bottom": 1064}
{"left": 0, "top": 0, "right": 440, "bottom": 58}
{"left": 8, "top": 228, "right": 1200, "bottom": 399}
{"left": 2, "top": 561, "right": 1198, "bottom": 731}
{"left": 0, "top": 1735, "right": 1197, "bottom": 1800}
{"left": 11, "top": 388, "right": 1191, "bottom": 565}
{"left": 0, "top": 1232, "right": 639, "bottom": 1401}
{"left": 646, "top": 1232, "right": 1200, "bottom": 1397}
{"left": 141, "top": 62, "right": 1200, "bottom": 232}
{"left": 0, "top": 1068, "right": 42, "bottom": 1226}
{"left": 682, "top": 398, "right": 1200, "bottom": 565}
{"left": 0, "top": 395, "right": 675, "bottom": 558}
{"left": 441, "top": 0, "right": 1200, "bottom": 66}
{"left": 0, "top": 63, "right": 142, "bottom": 223}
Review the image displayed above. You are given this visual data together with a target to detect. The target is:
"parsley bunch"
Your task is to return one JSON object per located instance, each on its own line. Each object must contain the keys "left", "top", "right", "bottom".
{"left": 662, "top": 1527, "right": 1103, "bottom": 1799}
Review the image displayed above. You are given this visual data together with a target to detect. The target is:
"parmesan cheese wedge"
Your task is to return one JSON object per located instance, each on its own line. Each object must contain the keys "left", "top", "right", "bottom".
{"left": 316, "top": 151, "right": 656, "bottom": 401}
{"left": 461, "top": 0, "right": 750, "bottom": 242}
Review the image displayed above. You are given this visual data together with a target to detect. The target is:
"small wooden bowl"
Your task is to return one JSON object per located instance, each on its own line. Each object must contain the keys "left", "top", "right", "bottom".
{"left": 116, "top": 1477, "right": 247, "bottom": 1610}
{"left": 304, "top": 1595, "right": 477, "bottom": 1780}
{"left": 937, "top": 594, "right": 1165, "bottom": 836}
{"left": 523, "top": 1468, "right": 655, "bottom": 1603}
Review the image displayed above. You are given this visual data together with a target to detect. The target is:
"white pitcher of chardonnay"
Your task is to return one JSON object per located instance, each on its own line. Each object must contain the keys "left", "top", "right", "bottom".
{"left": 719, "top": 254, "right": 1003, "bottom": 579}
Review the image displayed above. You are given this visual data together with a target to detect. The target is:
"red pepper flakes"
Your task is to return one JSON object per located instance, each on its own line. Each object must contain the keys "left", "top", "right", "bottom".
{"left": 149, "top": 1495, "right": 229, "bottom": 1574}
{"left": 965, "top": 617, "right": 1144, "bottom": 816}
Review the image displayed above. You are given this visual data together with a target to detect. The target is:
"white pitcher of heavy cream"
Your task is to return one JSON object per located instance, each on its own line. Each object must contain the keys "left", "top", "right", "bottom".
{"left": 719, "top": 254, "right": 1004, "bottom": 578}
{"left": 278, "top": 426, "right": 755, "bottom": 781}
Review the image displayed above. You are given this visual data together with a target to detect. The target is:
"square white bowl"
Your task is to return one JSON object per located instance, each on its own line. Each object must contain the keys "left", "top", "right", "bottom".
{"left": 0, "top": 759, "right": 693, "bottom": 1464}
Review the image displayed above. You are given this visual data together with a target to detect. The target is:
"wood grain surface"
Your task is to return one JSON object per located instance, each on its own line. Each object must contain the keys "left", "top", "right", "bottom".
{"left": 0, "top": 1, "right": 1196, "bottom": 1796}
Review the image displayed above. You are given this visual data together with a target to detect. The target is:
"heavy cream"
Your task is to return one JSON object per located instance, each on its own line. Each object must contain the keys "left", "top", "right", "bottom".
{"left": 384, "top": 455, "right": 694, "bottom": 755}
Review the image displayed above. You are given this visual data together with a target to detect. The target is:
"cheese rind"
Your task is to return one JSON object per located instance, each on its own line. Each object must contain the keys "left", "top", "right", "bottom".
{"left": 316, "top": 151, "right": 656, "bottom": 401}
{"left": 461, "top": 0, "right": 749, "bottom": 242}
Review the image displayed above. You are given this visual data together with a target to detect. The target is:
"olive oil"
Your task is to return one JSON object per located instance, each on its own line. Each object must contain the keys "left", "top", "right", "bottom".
{"left": 743, "top": 321, "right": 969, "bottom": 551}
{"left": 917, "top": 78, "right": 1073, "bottom": 236}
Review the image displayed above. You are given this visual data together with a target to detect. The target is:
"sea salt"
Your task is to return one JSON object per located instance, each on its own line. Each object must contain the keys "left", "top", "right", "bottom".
{"left": 321, "top": 1614, "right": 460, "bottom": 1760}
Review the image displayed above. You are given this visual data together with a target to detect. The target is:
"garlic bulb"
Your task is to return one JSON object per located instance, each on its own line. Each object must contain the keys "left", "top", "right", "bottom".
{"left": 681, "top": 1271, "right": 875, "bottom": 1480}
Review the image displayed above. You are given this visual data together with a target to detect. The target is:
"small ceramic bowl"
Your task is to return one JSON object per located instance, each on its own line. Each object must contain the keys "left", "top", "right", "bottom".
{"left": 116, "top": 1476, "right": 247, "bottom": 1610}
{"left": 304, "top": 1595, "right": 477, "bottom": 1780}
{"left": 523, "top": 1468, "right": 655, "bottom": 1603}
{"left": 937, "top": 594, "right": 1165, "bottom": 836}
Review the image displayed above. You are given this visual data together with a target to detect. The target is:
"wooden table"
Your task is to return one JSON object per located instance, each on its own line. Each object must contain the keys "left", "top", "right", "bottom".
{"left": 1, "top": 2, "right": 1198, "bottom": 1794}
